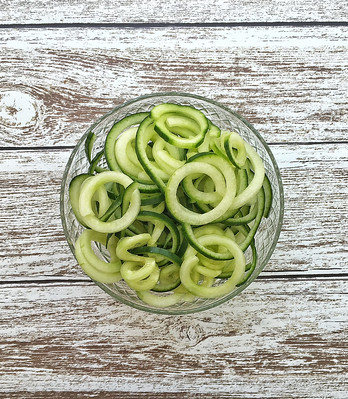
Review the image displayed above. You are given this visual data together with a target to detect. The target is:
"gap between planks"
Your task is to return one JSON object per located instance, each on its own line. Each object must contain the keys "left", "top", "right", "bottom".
{"left": 1, "top": 141, "right": 348, "bottom": 152}
{"left": 1, "top": 274, "right": 347, "bottom": 286}
{"left": 1, "top": 22, "right": 348, "bottom": 29}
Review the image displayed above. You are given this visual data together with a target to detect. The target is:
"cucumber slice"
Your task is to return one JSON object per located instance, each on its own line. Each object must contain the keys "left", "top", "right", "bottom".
{"left": 85, "top": 131, "right": 97, "bottom": 163}
{"left": 137, "top": 211, "right": 181, "bottom": 254}
{"left": 165, "top": 153, "right": 236, "bottom": 225}
{"left": 131, "top": 246, "right": 183, "bottom": 267}
{"left": 262, "top": 174, "right": 273, "bottom": 218}
{"left": 223, "top": 131, "right": 247, "bottom": 169}
{"left": 151, "top": 263, "right": 181, "bottom": 292}
{"left": 69, "top": 173, "right": 93, "bottom": 227}
{"left": 104, "top": 112, "right": 149, "bottom": 171}
{"left": 151, "top": 103, "right": 209, "bottom": 149}
{"left": 79, "top": 171, "right": 141, "bottom": 233}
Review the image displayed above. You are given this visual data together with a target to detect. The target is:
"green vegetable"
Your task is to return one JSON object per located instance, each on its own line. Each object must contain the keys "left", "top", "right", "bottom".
{"left": 69, "top": 103, "right": 272, "bottom": 307}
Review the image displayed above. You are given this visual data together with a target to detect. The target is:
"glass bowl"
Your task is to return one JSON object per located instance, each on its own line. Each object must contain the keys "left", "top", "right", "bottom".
{"left": 60, "top": 92, "right": 284, "bottom": 315}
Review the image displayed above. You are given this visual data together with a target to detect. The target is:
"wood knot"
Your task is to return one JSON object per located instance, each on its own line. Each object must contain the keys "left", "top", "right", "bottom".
{"left": 0, "top": 90, "right": 41, "bottom": 128}
{"left": 167, "top": 321, "right": 205, "bottom": 347}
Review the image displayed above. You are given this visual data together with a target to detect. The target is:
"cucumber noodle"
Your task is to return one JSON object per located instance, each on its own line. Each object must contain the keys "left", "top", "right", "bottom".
{"left": 69, "top": 103, "right": 272, "bottom": 307}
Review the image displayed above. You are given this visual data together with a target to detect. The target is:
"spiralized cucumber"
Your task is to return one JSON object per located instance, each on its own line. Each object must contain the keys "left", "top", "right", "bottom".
{"left": 69, "top": 102, "right": 273, "bottom": 308}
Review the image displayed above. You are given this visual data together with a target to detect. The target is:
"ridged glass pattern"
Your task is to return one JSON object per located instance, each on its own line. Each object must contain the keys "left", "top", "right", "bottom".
{"left": 60, "top": 93, "right": 284, "bottom": 314}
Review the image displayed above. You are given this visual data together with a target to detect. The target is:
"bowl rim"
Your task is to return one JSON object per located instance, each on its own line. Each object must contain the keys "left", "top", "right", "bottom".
{"left": 60, "top": 91, "right": 284, "bottom": 315}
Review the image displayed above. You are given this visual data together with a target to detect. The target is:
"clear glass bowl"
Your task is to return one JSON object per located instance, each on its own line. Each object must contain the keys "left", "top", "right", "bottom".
{"left": 60, "top": 92, "right": 284, "bottom": 315}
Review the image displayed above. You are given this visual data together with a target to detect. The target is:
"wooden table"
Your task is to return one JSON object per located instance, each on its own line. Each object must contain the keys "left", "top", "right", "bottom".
{"left": 1, "top": 1, "right": 347, "bottom": 398}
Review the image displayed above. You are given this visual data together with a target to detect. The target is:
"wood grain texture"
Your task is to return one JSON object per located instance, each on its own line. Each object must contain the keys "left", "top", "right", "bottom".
{"left": 0, "top": 144, "right": 347, "bottom": 280}
{"left": 1, "top": 0, "right": 347, "bottom": 24}
{"left": 1, "top": 4, "right": 347, "bottom": 397}
{"left": 0, "top": 394, "right": 236, "bottom": 399}
{"left": 0, "top": 279, "right": 347, "bottom": 397}
{"left": 1, "top": 26, "right": 347, "bottom": 146}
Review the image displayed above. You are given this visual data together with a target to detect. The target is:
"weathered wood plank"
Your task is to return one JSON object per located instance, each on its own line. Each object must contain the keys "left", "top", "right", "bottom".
{"left": 0, "top": 150, "right": 75, "bottom": 279}
{"left": 0, "top": 279, "right": 347, "bottom": 397}
{"left": 0, "top": 143, "right": 347, "bottom": 279}
{"left": 0, "top": 394, "right": 230, "bottom": 399}
{"left": 1, "top": 0, "right": 347, "bottom": 24}
{"left": 0, "top": 27, "right": 347, "bottom": 146}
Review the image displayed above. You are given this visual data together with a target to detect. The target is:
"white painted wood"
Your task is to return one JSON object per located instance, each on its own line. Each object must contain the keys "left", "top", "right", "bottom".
{"left": 0, "top": 279, "right": 347, "bottom": 397}
{"left": 0, "top": 143, "right": 347, "bottom": 280}
{"left": 268, "top": 144, "right": 348, "bottom": 275}
{"left": 0, "top": 27, "right": 347, "bottom": 146}
{"left": 1, "top": 6, "right": 347, "bottom": 396}
{"left": 1, "top": 0, "right": 347, "bottom": 24}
